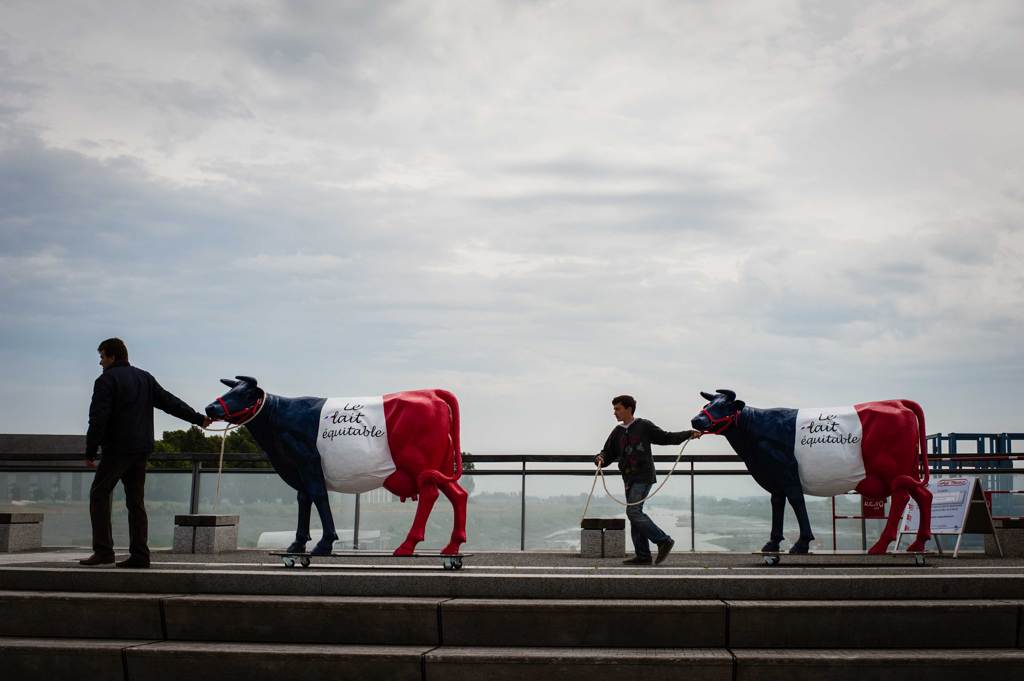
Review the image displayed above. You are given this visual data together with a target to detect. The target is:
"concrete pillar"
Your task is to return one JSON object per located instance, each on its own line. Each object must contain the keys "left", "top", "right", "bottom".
{"left": 173, "top": 514, "right": 240, "bottom": 553}
{"left": 0, "top": 512, "right": 44, "bottom": 552}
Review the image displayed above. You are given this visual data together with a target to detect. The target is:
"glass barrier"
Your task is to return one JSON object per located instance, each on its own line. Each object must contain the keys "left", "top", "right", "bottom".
{"left": 0, "top": 470, "right": 191, "bottom": 549}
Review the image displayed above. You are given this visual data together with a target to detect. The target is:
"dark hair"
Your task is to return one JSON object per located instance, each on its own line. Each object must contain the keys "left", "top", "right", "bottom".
{"left": 97, "top": 338, "right": 128, "bottom": 361}
{"left": 612, "top": 395, "right": 636, "bottom": 413}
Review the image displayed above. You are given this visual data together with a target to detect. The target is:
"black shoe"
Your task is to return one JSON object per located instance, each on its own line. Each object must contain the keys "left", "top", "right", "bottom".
{"left": 78, "top": 553, "right": 115, "bottom": 566}
{"left": 655, "top": 539, "right": 675, "bottom": 565}
{"left": 115, "top": 556, "right": 151, "bottom": 569}
{"left": 622, "top": 556, "right": 653, "bottom": 565}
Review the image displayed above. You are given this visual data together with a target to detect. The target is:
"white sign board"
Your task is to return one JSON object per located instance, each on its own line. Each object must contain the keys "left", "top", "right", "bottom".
{"left": 897, "top": 476, "right": 1001, "bottom": 557}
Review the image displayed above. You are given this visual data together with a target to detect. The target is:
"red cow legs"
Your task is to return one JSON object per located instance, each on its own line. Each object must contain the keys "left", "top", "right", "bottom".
{"left": 438, "top": 480, "right": 468, "bottom": 555}
{"left": 866, "top": 475, "right": 931, "bottom": 555}
{"left": 384, "top": 467, "right": 469, "bottom": 556}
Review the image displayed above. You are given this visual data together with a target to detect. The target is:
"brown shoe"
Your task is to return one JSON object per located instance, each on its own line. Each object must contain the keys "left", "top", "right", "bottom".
{"left": 116, "top": 556, "right": 150, "bottom": 569}
{"left": 78, "top": 553, "right": 115, "bottom": 566}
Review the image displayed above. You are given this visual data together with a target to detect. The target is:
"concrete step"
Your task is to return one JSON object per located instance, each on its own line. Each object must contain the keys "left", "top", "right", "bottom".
{"left": 0, "top": 637, "right": 154, "bottom": 681}
{"left": 729, "top": 600, "right": 1024, "bottom": 649}
{"left": 6, "top": 566, "right": 1024, "bottom": 600}
{"left": 3, "top": 591, "right": 1022, "bottom": 649}
{"left": 163, "top": 594, "right": 443, "bottom": 645}
{"left": 732, "top": 649, "right": 1024, "bottom": 680}
{"left": 440, "top": 598, "right": 727, "bottom": 647}
{"left": 423, "top": 646, "right": 733, "bottom": 681}
{"left": 0, "top": 591, "right": 165, "bottom": 639}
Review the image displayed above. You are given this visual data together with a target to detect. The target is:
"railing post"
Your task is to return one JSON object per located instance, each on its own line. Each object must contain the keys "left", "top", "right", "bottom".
{"left": 189, "top": 458, "right": 201, "bottom": 514}
{"left": 520, "top": 461, "right": 526, "bottom": 551}
{"left": 353, "top": 493, "right": 361, "bottom": 550}
{"left": 690, "top": 460, "right": 695, "bottom": 552}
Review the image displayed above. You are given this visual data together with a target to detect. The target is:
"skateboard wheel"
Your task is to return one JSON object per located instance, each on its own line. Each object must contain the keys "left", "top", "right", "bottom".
{"left": 282, "top": 556, "right": 296, "bottom": 568}
{"left": 913, "top": 554, "right": 926, "bottom": 566}
{"left": 300, "top": 556, "right": 311, "bottom": 568}
{"left": 764, "top": 554, "right": 780, "bottom": 566}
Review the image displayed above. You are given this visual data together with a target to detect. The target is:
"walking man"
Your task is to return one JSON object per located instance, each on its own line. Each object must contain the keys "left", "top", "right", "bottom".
{"left": 80, "top": 338, "right": 210, "bottom": 568}
{"left": 595, "top": 395, "right": 696, "bottom": 565}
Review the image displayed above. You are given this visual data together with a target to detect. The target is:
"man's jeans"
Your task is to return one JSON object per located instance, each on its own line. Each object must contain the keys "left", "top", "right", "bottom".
{"left": 626, "top": 482, "right": 671, "bottom": 560}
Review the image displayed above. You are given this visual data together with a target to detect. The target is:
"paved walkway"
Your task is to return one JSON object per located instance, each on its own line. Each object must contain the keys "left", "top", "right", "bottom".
{"left": 2, "top": 547, "right": 1022, "bottom": 576}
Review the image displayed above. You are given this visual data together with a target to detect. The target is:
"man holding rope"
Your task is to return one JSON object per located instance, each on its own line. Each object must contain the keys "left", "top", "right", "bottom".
{"left": 595, "top": 395, "right": 697, "bottom": 565}
{"left": 80, "top": 338, "right": 211, "bottom": 569}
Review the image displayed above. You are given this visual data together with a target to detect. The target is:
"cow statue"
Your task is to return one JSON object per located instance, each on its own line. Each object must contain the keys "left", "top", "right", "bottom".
{"left": 205, "top": 376, "right": 467, "bottom": 557}
{"left": 690, "top": 389, "right": 932, "bottom": 555}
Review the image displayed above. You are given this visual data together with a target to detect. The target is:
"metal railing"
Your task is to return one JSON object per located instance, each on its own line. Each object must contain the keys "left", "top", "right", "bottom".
{"left": 2, "top": 435, "right": 1022, "bottom": 551}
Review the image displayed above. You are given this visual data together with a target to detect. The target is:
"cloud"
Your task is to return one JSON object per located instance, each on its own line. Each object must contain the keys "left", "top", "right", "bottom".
{"left": 0, "top": 0, "right": 1022, "bottom": 445}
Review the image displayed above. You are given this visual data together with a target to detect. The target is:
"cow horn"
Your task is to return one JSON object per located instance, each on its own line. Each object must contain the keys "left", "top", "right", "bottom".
{"left": 220, "top": 378, "right": 240, "bottom": 388}
{"left": 700, "top": 391, "right": 716, "bottom": 401}
{"left": 716, "top": 389, "right": 736, "bottom": 402}
{"left": 235, "top": 375, "right": 259, "bottom": 387}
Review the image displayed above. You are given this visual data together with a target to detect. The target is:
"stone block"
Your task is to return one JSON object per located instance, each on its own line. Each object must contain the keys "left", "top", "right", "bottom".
{"left": 173, "top": 514, "right": 239, "bottom": 553}
{"left": 0, "top": 519, "right": 43, "bottom": 552}
{"left": 986, "top": 522, "right": 1024, "bottom": 558}
{"left": 580, "top": 518, "right": 625, "bottom": 530}
{"left": 425, "top": 646, "right": 733, "bottom": 681}
{"left": 603, "top": 528, "right": 625, "bottom": 557}
{"left": 442, "top": 599, "right": 727, "bottom": 647}
{"left": 733, "top": 649, "right": 1024, "bottom": 680}
{"left": 580, "top": 529, "right": 603, "bottom": 557}
{"left": 0, "top": 591, "right": 164, "bottom": 639}
{"left": 0, "top": 636, "right": 153, "bottom": 681}
{"left": 163, "top": 595, "right": 444, "bottom": 645}
{"left": 125, "top": 641, "right": 430, "bottom": 681}
{"left": 728, "top": 600, "right": 1019, "bottom": 649}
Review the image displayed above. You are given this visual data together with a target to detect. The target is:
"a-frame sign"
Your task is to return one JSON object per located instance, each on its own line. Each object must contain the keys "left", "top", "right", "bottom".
{"left": 896, "top": 476, "right": 1003, "bottom": 557}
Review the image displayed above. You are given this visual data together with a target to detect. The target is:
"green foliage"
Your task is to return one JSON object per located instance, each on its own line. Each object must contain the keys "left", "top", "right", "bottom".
{"left": 151, "top": 426, "right": 267, "bottom": 469}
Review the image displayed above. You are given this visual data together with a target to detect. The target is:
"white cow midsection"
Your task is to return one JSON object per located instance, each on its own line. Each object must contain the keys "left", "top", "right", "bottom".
{"left": 316, "top": 396, "right": 396, "bottom": 493}
{"left": 793, "top": 406, "right": 866, "bottom": 497}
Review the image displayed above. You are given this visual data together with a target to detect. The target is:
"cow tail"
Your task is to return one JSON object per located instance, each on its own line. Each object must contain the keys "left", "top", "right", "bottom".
{"left": 437, "top": 389, "right": 463, "bottom": 481}
{"left": 903, "top": 399, "right": 929, "bottom": 485}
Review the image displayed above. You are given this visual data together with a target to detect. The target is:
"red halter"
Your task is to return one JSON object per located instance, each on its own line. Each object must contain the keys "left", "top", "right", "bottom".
{"left": 217, "top": 392, "right": 264, "bottom": 425}
{"left": 699, "top": 407, "right": 741, "bottom": 435}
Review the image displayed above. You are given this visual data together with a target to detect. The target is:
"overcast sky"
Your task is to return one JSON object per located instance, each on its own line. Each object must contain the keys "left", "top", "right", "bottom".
{"left": 1, "top": 0, "right": 1022, "bottom": 455}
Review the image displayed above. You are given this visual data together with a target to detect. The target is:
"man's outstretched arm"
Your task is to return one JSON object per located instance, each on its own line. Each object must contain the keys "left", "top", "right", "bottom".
{"left": 151, "top": 376, "right": 208, "bottom": 427}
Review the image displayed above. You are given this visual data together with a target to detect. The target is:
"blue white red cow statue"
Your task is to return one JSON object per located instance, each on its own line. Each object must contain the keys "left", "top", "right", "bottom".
{"left": 206, "top": 377, "right": 466, "bottom": 556}
{"left": 691, "top": 389, "right": 932, "bottom": 555}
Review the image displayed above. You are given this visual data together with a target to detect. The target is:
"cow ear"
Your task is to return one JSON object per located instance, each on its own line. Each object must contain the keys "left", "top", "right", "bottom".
{"left": 700, "top": 391, "right": 716, "bottom": 401}
{"left": 716, "top": 388, "right": 736, "bottom": 402}
{"left": 733, "top": 400, "right": 746, "bottom": 411}
{"left": 235, "top": 375, "right": 258, "bottom": 387}
{"left": 220, "top": 378, "right": 240, "bottom": 388}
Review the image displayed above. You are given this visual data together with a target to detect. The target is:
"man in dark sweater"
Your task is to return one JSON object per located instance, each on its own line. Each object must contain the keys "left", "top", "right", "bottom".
{"left": 80, "top": 338, "right": 210, "bottom": 568}
{"left": 595, "top": 395, "right": 696, "bottom": 565}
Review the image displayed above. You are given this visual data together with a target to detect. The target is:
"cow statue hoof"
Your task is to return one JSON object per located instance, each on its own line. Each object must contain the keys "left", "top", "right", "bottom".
{"left": 867, "top": 538, "right": 893, "bottom": 555}
{"left": 906, "top": 538, "right": 928, "bottom": 553}
{"left": 441, "top": 542, "right": 464, "bottom": 556}
{"left": 761, "top": 540, "right": 781, "bottom": 553}
{"left": 286, "top": 541, "right": 308, "bottom": 553}
{"left": 393, "top": 540, "right": 418, "bottom": 557}
{"left": 310, "top": 540, "right": 336, "bottom": 556}
{"left": 788, "top": 539, "right": 812, "bottom": 555}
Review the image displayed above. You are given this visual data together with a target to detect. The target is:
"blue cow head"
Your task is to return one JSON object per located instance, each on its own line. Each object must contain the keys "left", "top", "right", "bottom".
{"left": 691, "top": 389, "right": 745, "bottom": 434}
{"left": 206, "top": 376, "right": 263, "bottom": 423}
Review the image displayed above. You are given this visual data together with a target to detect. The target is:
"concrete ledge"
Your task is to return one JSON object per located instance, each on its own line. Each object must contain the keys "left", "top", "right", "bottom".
{"left": 0, "top": 591, "right": 164, "bottom": 639}
{"left": 728, "top": 600, "right": 1020, "bottom": 649}
{"left": 580, "top": 518, "right": 625, "bottom": 530}
{"left": 163, "top": 595, "right": 444, "bottom": 645}
{"left": 0, "top": 637, "right": 154, "bottom": 681}
{"left": 0, "top": 513, "right": 43, "bottom": 552}
{"left": 0, "top": 513, "right": 44, "bottom": 524}
{"left": 733, "top": 649, "right": 1024, "bottom": 680}
{"left": 173, "top": 515, "right": 239, "bottom": 553}
{"left": 6, "top": 568, "right": 1024, "bottom": 600}
{"left": 173, "top": 514, "right": 239, "bottom": 526}
{"left": 425, "top": 646, "right": 733, "bottom": 681}
{"left": 125, "top": 641, "right": 430, "bottom": 681}
{"left": 442, "top": 599, "right": 726, "bottom": 647}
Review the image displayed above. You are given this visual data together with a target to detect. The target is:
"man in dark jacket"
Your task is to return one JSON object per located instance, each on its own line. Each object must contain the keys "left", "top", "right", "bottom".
{"left": 80, "top": 338, "right": 210, "bottom": 568}
{"left": 595, "top": 395, "right": 696, "bottom": 565}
